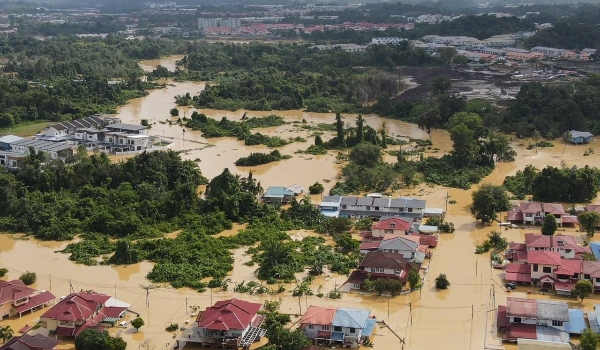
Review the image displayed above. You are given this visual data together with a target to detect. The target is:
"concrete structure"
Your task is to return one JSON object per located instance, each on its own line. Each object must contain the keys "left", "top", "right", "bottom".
{"left": 371, "top": 37, "right": 407, "bottom": 45}
{"left": 320, "top": 196, "right": 430, "bottom": 219}
{"left": 9, "top": 139, "right": 76, "bottom": 160}
{"left": 299, "top": 306, "right": 376, "bottom": 348}
{"left": 180, "top": 299, "right": 266, "bottom": 350}
{"left": 532, "top": 46, "right": 565, "bottom": 58}
{"left": 198, "top": 18, "right": 241, "bottom": 30}
{"left": 40, "top": 291, "right": 130, "bottom": 337}
{"left": 0, "top": 135, "right": 23, "bottom": 151}
{"left": 0, "top": 280, "right": 55, "bottom": 319}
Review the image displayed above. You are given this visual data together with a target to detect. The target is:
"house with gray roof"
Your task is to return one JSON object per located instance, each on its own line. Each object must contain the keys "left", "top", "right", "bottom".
{"left": 262, "top": 186, "right": 296, "bottom": 204}
{"left": 0, "top": 135, "right": 23, "bottom": 151}
{"left": 321, "top": 196, "right": 432, "bottom": 219}
{"left": 567, "top": 130, "right": 593, "bottom": 144}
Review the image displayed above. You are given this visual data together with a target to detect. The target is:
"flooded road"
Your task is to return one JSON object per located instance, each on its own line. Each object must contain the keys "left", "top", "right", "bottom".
{"left": 2, "top": 56, "right": 600, "bottom": 350}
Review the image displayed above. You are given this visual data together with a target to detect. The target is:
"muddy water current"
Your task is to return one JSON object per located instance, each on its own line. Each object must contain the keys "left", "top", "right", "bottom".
{"left": 2, "top": 56, "right": 600, "bottom": 349}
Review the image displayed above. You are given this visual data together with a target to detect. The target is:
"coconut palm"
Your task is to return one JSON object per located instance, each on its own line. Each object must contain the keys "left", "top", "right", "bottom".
{"left": 532, "top": 130, "right": 541, "bottom": 153}
{"left": 563, "top": 131, "right": 572, "bottom": 154}
{"left": 0, "top": 325, "right": 14, "bottom": 344}
{"left": 487, "top": 230, "right": 507, "bottom": 250}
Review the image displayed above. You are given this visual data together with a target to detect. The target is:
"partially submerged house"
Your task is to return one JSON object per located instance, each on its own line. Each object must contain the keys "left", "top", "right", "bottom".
{"left": 507, "top": 202, "right": 567, "bottom": 227}
{"left": 319, "top": 195, "right": 435, "bottom": 219}
{"left": 261, "top": 186, "right": 296, "bottom": 204}
{"left": 340, "top": 251, "right": 418, "bottom": 292}
{"left": 40, "top": 291, "right": 130, "bottom": 337}
{"left": 180, "top": 298, "right": 266, "bottom": 350}
{"left": 567, "top": 130, "right": 593, "bottom": 144}
{"left": 0, "top": 334, "right": 60, "bottom": 350}
{"left": 497, "top": 297, "right": 570, "bottom": 342}
{"left": 299, "top": 306, "right": 377, "bottom": 348}
{"left": 0, "top": 280, "right": 55, "bottom": 319}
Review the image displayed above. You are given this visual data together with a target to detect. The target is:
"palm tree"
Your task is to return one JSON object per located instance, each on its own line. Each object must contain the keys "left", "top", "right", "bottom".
{"left": 532, "top": 130, "right": 541, "bottom": 153}
{"left": 563, "top": 131, "right": 572, "bottom": 154}
{"left": 487, "top": 231, "right": 507, "bottom": 250}
{"left": 0, "top": 325, "right": 14, "bottom": 344}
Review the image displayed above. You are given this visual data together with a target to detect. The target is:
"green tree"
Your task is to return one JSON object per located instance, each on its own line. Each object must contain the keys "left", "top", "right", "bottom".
{"left": 75, "top": 329, "right": 126, "bottom": 350}
{"left": 435, "top": 273, "right": 450, "bottom": 290}
{"left": 308, "top": 182, "right": 324, "bottom": 195}
{"left": 0, "top": 268, "right": 7, "bottom": 277}
{"left": 430, "top": 76, "right": 451, "bottom": 95}
{"left": 541, "top": 214, "right": 558, "bottom": 236}
{"left": 532, "top": 130, "right": 541, "bottom": 153}
{"left": 335, "top": 113, "right": 345, "bottom": 147}
{"left": 572, "top": 280, "right": 594, "bottom": 302}
{"left": 487, "top": 231, "right": 508, "bottom": 250}
{"left": 408, "top": 270, "right": 421, "bottom": 291}
{"left": 355, "top": 114, "right": 365, "bottom": 144}
{"left": 579, "top": 211, "right": 600, "bottom": 237}
{"left": 580, "top": 327, "right": 598, "bottom": 350}
{"left": 131, "top": 317, "right": 144, "bottom": 331}
{"left": 314, "top": 135, "right": 324, "bottom": 147}
{"left": 109, "top": 239, "right": 140, "bottom": 265}
{"left": 170, "top": 108, "right": 179, "bottom": 117}
{"left": 19, "top": 271, "right": 36, "bottom": 285}
{"left": 0, "top": 326, "right": 13, "bottom": 344}
{"left": 418, "top": 109, "right": 440, "bottom": 140}
{"left": 470, "top": 184, "right": 511, "bottom": 224}
{"left": 348, "top": 143, "right": 382, "bottom": 168}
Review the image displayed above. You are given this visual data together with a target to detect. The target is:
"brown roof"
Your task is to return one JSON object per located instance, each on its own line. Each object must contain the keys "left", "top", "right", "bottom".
{"left": 0, "top": 334, "right": 60, "bottom": 350}
{"left": 519, "top": 202, "right": 543, "bottom": 214}
{"left": 359, "top": 252, "right": 410, "bottom": 270}
{"left": 506, "top": 297, "right": 537, "bottom": 318}
{"left": 525, "top": 233, "right": 551, "bottom": 248}
{"left": 583, "top": 260, "right": 600, "bottom": 278}
{"left": 497, "top": 305, "right": 509, "bottom": 328}
{"left": 585, "top": 205, "right": 600, "bottom": 214}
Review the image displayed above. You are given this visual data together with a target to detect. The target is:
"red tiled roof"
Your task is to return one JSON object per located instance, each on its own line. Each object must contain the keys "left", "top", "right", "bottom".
{"left": 552, "top": 235, "right": 578, "bottom": 248}
{"left": 517, "top": 250, "right": 528, "bottom": 262}
{"left": 344, "top": 271, "right": 368, "bottom": 285}
{"left": 585, "top": 205, "right": 600, "bottom": 214}
{"left": 359, "top": 241, "right": 380, "bottom": 251}
{"left": 417, "top": 235, "right": 438, "bottom": 247}
{"left": 527, "top": 250, "right": 562, "bottom": 266}
{"left": 198, "top": 299, "right": 262, "bottom": 331}
{"left": 102, "top": 306, "right": 127, "bottom": 318}
{"left": 503, "top": 323, "right": 537, "bottom": 341}
{"left": 507, "top": 209, "right": 523, "bottom": 221}
{"left": 372, "top": 218, "right": 412, "bottom": 231}
{"left": 0, "top": 280, "right": 36, "bottom": 306}
{"left": 300, "top": 305, "right": 336, "bottom": 326}
{"left": 525, "top": 233, "right": 551, "bottom": 248}
{"left": 543, "top": 203, "right": 566, "bottom": 215}
{"left": 497, "top": 305, "right": 509, "bottom": 328}
{"left": 505, "top": 272, "right": 532, "bottom": 283}
{"left": 506, "top": 297, "right": 537, "bottom": 318}
{"left": 556, "top": 259, "right": 582, "bottom": 275}
{"left": 41, "top": 292, "right": 111, "bottom": 322}
{"left": 13, "top": 290, "right": 55, "bottom": 313}
{"left": 583, "top": 260, "right": 600, "bottom": 278}
{"left": 54, "top": 326, "right": 75, "bottom": 337}
{"left": 519, "top": 202, "right": 543, "bottom": 214}
{"left": 555, "top": 280, "right": 578, "bottom": 291}
{"left": 561, "top": 215, "right": 579, "bottom": 224}
{"left": 506, "top": 264, "right": 531, "bottom": 274}
{"left": 508, "top": 242, "right": 526, "bottom": 251}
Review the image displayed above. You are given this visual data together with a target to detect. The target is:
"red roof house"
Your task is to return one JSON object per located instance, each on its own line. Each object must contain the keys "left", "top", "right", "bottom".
{"left": 371, "top": 218, "right": 413, "bottom": 237}
{"left": 0, "top": 280, "right": 55, "bottom": 318}
{"left": 186, "top": 299, "right": 265, "bottom": 349}
{"left": 508, "top": 202, "right": 566, "bottom": 226}
{"left": 40, "top": 291, "right": 129, "bottom": 337}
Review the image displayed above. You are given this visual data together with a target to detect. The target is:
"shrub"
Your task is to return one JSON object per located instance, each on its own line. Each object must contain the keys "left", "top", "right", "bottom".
{"left": 19, "top": 271, "right": 36, "bottom": 285}
{"left": 308, "top": 182, "right": 324, "bottom": 195}
{"left": 165, "top": 323, "right": 179, "bottom": 332}
{"left": 0, "top": 268, "right": 7, "bottom": 277}
{"left": 435, "top": 274, "right": 450, "bottom": 290}
{"left": 170, "top": 108, "right": 179, "bottom": 117}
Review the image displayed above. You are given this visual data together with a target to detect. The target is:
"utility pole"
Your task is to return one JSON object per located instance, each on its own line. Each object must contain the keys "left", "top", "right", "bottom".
{"left": 69, "top": 279, "right": 74, "bottom": 293}
{"left": 141, "top": 284, "right": 155, "bottom": 308}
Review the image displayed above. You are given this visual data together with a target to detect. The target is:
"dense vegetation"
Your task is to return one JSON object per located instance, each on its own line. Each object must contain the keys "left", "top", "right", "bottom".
{"left": 75, "top": 329, "right": 126, "bottom": 350}
{"left": 503, "top": 165, "right": 600, "bottom": 202}
{"left": 179, "top": 42, "right": 443, "bottom": 113}
{"left": 235, "top": 150, "right": 291, "bottom": 166}
{"left": 503, "top": 77, "right": 600, "bottom": 137}
{"left": 524, "top": 22, "right": 600, "bottom": 50}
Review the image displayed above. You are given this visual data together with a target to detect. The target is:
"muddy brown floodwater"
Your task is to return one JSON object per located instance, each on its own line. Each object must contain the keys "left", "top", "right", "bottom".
{"left": 3, "top": 56, "right": 600, "bottom": 350}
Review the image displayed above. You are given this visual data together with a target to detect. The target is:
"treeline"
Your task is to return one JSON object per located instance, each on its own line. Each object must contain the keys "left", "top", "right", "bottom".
{"left": 524, "top": 22, "right": 600, "bottom": 50}
{"left": 504, "top": 77, "right": 600, "bottom": 137}
{"left": 503, "top": 165, "right": 600, "bottom": 202}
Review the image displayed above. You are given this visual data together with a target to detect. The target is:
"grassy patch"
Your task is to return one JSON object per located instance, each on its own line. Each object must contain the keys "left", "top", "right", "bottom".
{"left": 1, "top": 121, "right": 54, "bottom": 137}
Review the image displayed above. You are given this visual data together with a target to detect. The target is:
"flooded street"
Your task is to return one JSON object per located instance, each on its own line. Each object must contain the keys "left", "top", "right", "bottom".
{"left": 2, "top": 56, "right": 600, "bottom": 349}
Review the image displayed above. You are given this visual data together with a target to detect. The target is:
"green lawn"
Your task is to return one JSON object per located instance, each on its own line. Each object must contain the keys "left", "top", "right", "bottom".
{"left": 1, "top": 122, "right": 54, "bottom": 137}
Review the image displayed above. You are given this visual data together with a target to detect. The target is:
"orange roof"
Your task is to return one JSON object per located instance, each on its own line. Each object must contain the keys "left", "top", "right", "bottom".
{"left": 300, "top": 306, "right": 336, "bottom": 326}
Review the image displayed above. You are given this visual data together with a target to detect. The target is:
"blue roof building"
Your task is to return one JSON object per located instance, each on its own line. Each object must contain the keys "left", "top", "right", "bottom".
{"left": 568, "top": 130, "right": 593, "bottom": 144}
{"left": 261, "top": 186, "right": 296, "bottom": 204}
{"left": 300, "top": 306, "right": 376, "bottom": 348}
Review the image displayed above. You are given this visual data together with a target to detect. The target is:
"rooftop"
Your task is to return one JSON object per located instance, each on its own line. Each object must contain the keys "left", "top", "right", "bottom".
{"left": 332, "top": 308, "right": 370, "bottom": 329}
{"left": 300, "top": 305, "right": 336, "bottom": 326}
{"left": 527, "top": 250, "right": 562, "bottom": 266}
{"left": 198, "top": 298, "right": 262, "bottom": 331}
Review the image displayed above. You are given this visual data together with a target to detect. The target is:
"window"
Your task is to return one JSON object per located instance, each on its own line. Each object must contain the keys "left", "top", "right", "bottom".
{"left": 384, "top": 229, "right": 393, "bottom": 234}
{"left": 596, "top": 278, "right": 600, "bottom": 283}
{"left": 322, "top": 326, "right": 330, "bottom": 331}
{"left": 542, "top": 266, "right": 551, "bottom": 273}
{"left": 552, "top": 320, "right": 563, "bottom": 327}
{"left": 334, "top": 326, "right": 342, "bottom": 332}
{"left": 308, "top": 325, "right": 313, "bottom": 329}
{"left": 353, "top": 283, "right": 361, "bottom": 289}
{"left": 342, "top": 205, "right": 347, "bottom": 209}
{"left": 350, "top": 328, "right": 356, "bottom": 333}
{"left": 585, "top": 274, "right": 591, "bottom": 279}
{"left": 366, "top": 206, "right": 371, "bottom": 211}
{"left": 408, "top": 208, "right": 413, "bottom": 212}
{"left": 533, "top": 264, "right": 538, "bottom": 272}
{"left": 565, "top": 249, "right": 572, "bottom": 253}
{"left": 374, "top": 206, "right": 380, "bottom": 211}
{"left": 395, "top": 269, "right": 401, "bottom": 274}
{"left": 513, "top": 317, "right": 521, "bottom": 323}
